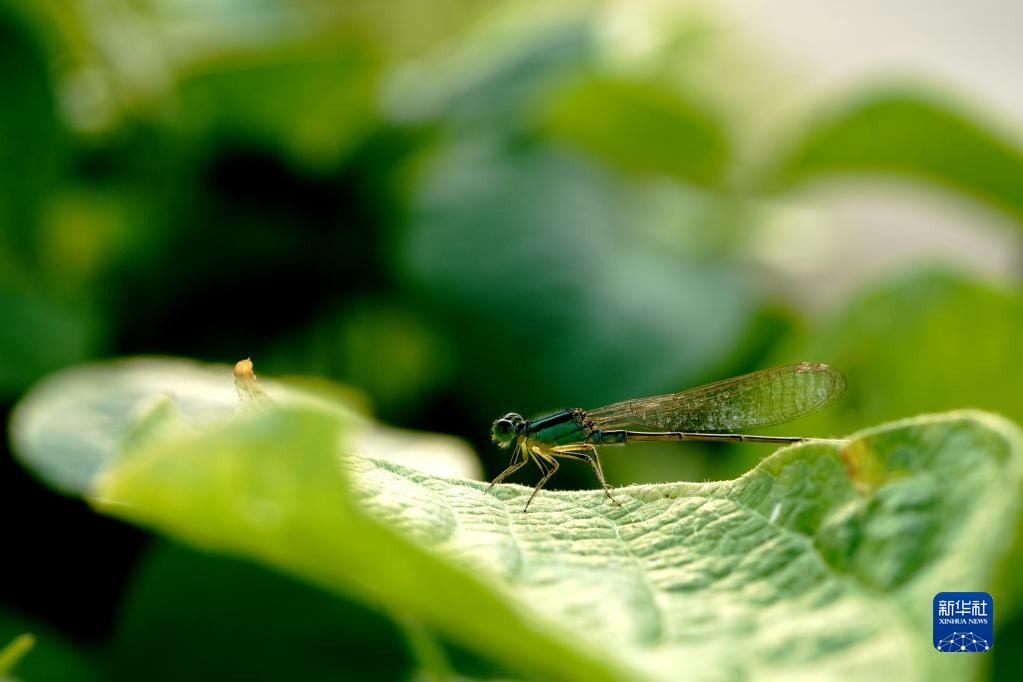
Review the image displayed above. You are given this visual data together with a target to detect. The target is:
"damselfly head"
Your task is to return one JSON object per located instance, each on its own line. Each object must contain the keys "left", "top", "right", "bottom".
{"left": 491, "top": 412, "right": 524, "bottom": 447}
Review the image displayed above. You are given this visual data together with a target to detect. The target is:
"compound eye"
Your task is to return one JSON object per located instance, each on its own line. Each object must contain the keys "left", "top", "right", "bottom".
{"left": 494, "top": 419, "right": 514, "bottom": 437}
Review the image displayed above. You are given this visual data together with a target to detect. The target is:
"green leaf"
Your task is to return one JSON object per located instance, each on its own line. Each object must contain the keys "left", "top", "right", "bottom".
{"left": 766, "top": 268, "right": 1023, "bottom": 436}
{"left": 0, "top": 9, "right": 64, "bottom": 253}
{"left": 762, "top": 89, "right": 1023, "bottom": 223}
{"left": 758, "top": 269, "right": 1023, "bottom": 673}
{"left": 0, "top": 634, "right": 34, "bottom": 678}
{"left": 0, "top": 281, "right": 100, "bottom": 397}
{"left": 94, "top": 408, "right": 636, "bottom": 681}
{"left": 0, "top": 10, "right": 103, "bottom": 398}
{"left": 12, "top": 359, "right": 1023, "bottom": 680}
{"left": 0, "top": 613, "right": 99, "bottom": 682}
{"left": 174, "top": 41, "right": 380, "bottom": 171}
{"left": 382, "top": 18, "right": 593, "bottom": 128}
{"left": 542, "top": 75, "right": 730, "bottom": 187}
{"left": 401, "top": 144, "right": 754, "bottom": 411}
{"left": 10, "top": 358, "right": 479, "bottom": 495}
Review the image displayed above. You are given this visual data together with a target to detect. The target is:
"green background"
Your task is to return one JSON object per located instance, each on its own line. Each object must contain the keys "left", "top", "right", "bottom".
{"left": 2, "top": 1, "right": 1022, "bottom": 680}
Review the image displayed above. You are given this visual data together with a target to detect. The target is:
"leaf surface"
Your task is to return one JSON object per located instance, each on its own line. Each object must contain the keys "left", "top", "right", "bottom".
{"left": 12, "top": 360, "right": 1023, "bottom": 681}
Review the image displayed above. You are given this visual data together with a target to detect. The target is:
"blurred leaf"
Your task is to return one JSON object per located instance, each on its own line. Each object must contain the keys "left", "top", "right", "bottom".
{"left": 0, "top": 10, "right": 64, "bottom": 255}
{"left": 0, "top": 11, "right": 106, "bottom": 397}
{"left": 0, "top": 282, "right": 100, "bottom": 398}
{"left": 10, "top": 358, "right": 479, "bottom": 496}
{"left": 399, "top": 143, "right": 753, "bottom": 413}
{"left": 0, "top": 613, "right": 99, "bottom": 682}
{"left": 542, "top": 75, "right": 730, "bottom": 187}
{"left": 13, "top": 362, "right": 1023, "bottom": 680}
{"left": 994, "top": 608, "right": 1023, "bottom": 682}
{"left": 6, "top": 0, "right": 481, "bottom": 138}
{"left": 768, "top": 269, "right": 1023, "bottom": 436}
{"left": 383, "top": 17, "right": 593, "bottom": 129}
{"left": 762, "top": 89, "right": 1023, "bottom": 223}
{"left": 263, "top": 300, "right": 457, "bottom": 417}
{"left": 0, "top": 634, "right": 33, "bottom": 678}
{"left": 146, "top": 0, "right": 491, "bottom": 66}
{"left": 174, "top": 42, "right": 380, "bottom": 171}
{"left": 110, "top": 541, "right": 412, "bottom": 682}
{"left": 37, "top": 184, "right": 157, "bottom": 289}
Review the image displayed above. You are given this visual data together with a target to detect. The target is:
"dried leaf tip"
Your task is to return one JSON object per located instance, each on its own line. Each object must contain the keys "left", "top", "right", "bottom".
{"left": 233, "top": 357, "right": 272, "bottom": 413}
{"left": 234, "top": 357, "right": 255, "bottom": 378}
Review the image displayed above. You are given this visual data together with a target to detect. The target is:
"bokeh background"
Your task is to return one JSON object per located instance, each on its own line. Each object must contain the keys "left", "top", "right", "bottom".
{"left": 2, "top": 1, "right": 1023, "bottom": 679}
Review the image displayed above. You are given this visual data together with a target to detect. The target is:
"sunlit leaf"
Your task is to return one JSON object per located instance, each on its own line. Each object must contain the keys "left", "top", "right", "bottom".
{"left": 762, "top": 89, "right": 1023, "bottom": 224}
{"left": 10, "top": 358, "right": 479, "bottom": 495}
{"left": 12, "top": 360, "right": 1023, "bottom": 681}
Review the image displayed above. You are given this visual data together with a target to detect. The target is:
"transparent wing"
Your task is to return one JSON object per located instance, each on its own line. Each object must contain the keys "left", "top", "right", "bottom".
{"left": 586, "top": 362, "right": 846, "bottom": 433}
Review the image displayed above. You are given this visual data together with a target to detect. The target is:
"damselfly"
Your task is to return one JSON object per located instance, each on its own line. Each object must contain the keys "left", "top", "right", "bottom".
{"left": 487, "top": 362, "right": 846, "bottom": 511}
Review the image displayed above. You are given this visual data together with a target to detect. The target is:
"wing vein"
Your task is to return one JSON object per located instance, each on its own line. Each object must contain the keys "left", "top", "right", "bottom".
{"left": 585, "top": 362, "right": 845, "bottom": 433}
